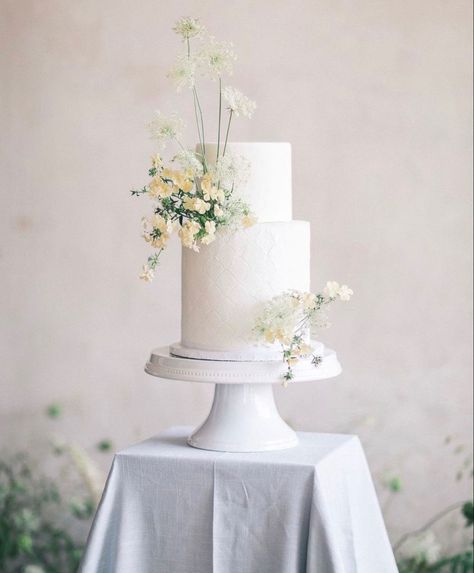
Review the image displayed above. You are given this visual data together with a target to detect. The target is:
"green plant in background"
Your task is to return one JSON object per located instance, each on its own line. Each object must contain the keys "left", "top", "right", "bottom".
{"left": 0, "top": 455, "right": 91, "bottom": 573}
{"left": 0, "top": 403, "right": 111, "bottom": 573}
{"left": 396, "top": 502, "right": 473, "bottom": 572}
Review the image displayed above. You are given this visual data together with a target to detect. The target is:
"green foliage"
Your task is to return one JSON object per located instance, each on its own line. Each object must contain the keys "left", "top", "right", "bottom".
{"left": 388, "top": 476, "right": 403, "bottom": 493}
{"left": 399, "top": 552, "right": 474, "bottom": 573}
{"left": 45, "top": 405, "right": 61, "bottom": 419}
{"left": 0, "top": 456, "right": 91, "bottom": 573}
{"left": 463, "top": 502, "right": 474, "bottom": 527}
{"left": 96, "top": 440, "right": 113, "bottom": 453}
{"left": 397, "top": 504, "right": 474, "bottom": 573}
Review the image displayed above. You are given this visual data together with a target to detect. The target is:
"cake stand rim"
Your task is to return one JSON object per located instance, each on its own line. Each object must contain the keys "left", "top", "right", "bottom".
{"left": 144, "top": 344, "right": 342, "bottom": 384}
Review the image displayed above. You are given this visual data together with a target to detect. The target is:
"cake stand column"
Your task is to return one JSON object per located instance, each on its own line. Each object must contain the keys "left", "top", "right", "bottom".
{"left": 187, "top": 383, "right": 298, "bottom": 452}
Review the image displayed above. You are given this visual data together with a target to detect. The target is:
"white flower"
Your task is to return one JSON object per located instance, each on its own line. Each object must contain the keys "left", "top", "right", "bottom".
{"left": 148, "top": 111, "right": 185, "bottom": 148}
{"left": 310, "top": 308, "right": 331, "bottom": 330}
{"left": 139, "top": 265, "right": 154, "bottom": 282}
{"left": 167, "top": 55, "right": 197, "bottom": 92}
{"left": 324, "top": 281, "right": 340, "bottom": 299}
{"left": 338, "top": 284, "right": 353, "bottom": 301}
{"left": 24, "top": 566, "right": 45, "bottom": 573}
{"left": 172, "top": 17, "right": 205, "bottom": 40}
{"left": 302, "top": 292, "right": 317, "bottom": 310}
{"left": 212, "top": 152, "right": 250, "bottom": 191}
{"left": 173, "top": 150, "right": 204, "bottom": 177}
{"left": 214, "top": 204, "right": 224, "bottom": 217}
{"left": 199, "top": 37, "right": 236, "bottom": 78}
{"left": 222, "top": 86, "right": 256, "bottom": 118}
{"left": 398, "top": 531, "right": 441, "bottom": 565}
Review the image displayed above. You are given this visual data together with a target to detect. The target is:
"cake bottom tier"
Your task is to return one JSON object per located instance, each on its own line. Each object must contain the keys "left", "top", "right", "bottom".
{"left": 179, "top": 220, "right": 310, "bottom": 361}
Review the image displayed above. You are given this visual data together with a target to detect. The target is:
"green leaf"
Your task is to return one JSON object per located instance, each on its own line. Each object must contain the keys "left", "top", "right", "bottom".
{"left": 46, "top": 403, "right": 61, "bottom": 419}
{"left": 97, "top": 439, "right": 113, "bottom": 453}
{"left": 462, "top": 501, "right": 474, "bottom": 527}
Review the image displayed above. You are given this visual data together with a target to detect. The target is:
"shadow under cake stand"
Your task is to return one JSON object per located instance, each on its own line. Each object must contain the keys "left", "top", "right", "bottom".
{"left": 145, "top": 343, "right": 341, "bottom": 453}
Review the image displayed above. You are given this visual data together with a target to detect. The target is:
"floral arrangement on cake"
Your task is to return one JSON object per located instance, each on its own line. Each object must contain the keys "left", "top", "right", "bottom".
{"left": 131, "top": 17, "right": 257, "bottom": 281}
{"left": 253, "top": 281, "right": 353, "bottom": 384}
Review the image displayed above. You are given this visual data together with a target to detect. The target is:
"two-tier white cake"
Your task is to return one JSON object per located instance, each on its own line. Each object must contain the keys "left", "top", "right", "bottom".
{"left": 170, "top": 142, "right": 311, "bottom": 361}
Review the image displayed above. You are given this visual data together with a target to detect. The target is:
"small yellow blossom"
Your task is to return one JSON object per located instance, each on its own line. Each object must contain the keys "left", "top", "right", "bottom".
{"left": 179, "top": 220, "right": 201, "bottom": 248}
{"left": 183, "top": 196, "right": 210, "bottom": 214}
{"left": 242, "top": 214, "right": 257, "bottom": 228}
{"left": 149, "top": 178, "right": 172, "bottom": 198}
{"left": 139, "top": 265, "right": 154, "bottom": 282}
{"left": 201, "top": 220, "right": 216, "bottom": 245}
{"left": 200, "top": 173, "right": 213, "bottom": 194}
{"left": 151, "top": 153, "right": 163, "bottom": 170}
{"left": 171, "top": 170, "right": 194, "bottom": 193}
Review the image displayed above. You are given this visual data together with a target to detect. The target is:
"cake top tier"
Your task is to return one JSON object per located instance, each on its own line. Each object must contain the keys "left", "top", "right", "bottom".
{"left": 198, "top": 142, "right": 292, "bottom": 222}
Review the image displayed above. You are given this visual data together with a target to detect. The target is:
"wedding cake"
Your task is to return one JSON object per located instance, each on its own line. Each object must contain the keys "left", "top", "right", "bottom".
{"left": 170, "top": 142, "right": 312, "bottom": 361}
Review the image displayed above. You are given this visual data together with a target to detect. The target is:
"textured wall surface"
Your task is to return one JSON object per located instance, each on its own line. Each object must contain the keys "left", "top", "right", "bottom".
{"left": 1, "top": 0, "right": 472, "bottom": 547}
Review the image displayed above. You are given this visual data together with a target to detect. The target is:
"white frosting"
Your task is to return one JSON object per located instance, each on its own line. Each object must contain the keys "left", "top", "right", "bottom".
{"left": 199, "top": 142, "right": 292, "bottom": 222}
{"left": 178, "top": 221, "right": 310, "bottom": 360}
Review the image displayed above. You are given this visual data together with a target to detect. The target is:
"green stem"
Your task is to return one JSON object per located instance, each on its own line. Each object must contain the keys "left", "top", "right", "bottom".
{"left": 222, "top": 110, "right": 233, "bottom": 156}
{"left": 217, "top": 77, "right": 222, "bottom": 160}
{"left": 193, "top": 86, "right": 207, "bottom": 171}
{"left": 393, "top": 501, "right": 466, "bottom": 552}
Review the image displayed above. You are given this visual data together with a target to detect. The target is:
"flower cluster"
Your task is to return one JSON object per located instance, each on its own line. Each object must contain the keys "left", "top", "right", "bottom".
{"left": 132, "top": 17, "right": 258, "bottom": 280}
{"left": 253, "top": 283, "right": 353, "bottom": 384}
{"left": 133, "top": 153, "right": 255, "bottom": 281}
{"left": 222, "top": 86, "right": 256, "bottom": 118}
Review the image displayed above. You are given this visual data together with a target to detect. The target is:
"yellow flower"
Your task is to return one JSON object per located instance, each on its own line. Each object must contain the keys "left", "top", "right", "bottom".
{"left": 179, "top": 220, "right": 201, "bottom": 248}
{"left": 151, "top": 235, "right": 169, "bottom": 249}
{"left": 183, "top": 196, "right": 196, "bottom": 210}
{"left": 151, "top": 153, "right": 163, "bottom": 170}
{"left": 264, "top": 329, "right": 276, "bottom": 344}
{"left": 172, "top": 170, "right": 194, "bottom": 193}
{"left": 202, "top": 185, "right": 225, "bottom": 203}
{"left": 194, "top": 198, "right": 211, "bottom": 214}
{"left": 200, "top": 173, "right": 213, "bottom": 194}
{"left": 201, "top": 220, "right": 216, "bottom": 245}
{"left": 242, "top": 214, "right": 257, "bottom": 228}
{"left": 149, "top": 178, "right": 172, "bottom": 198}
{"left": 139, "top": 265, "right": 154, "bottom": 282}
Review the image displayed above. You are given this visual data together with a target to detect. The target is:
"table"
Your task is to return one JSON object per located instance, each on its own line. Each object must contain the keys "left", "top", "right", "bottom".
{"left": 79, "top": 427, "right": 398, "bottom": 573}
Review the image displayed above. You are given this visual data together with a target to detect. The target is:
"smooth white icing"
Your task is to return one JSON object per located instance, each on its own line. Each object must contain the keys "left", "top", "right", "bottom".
{"left": 179, "top": 221, "right": 310, "bottom": 360}
{"left": 199, "top": 142, "right": 292, "bottom": 222}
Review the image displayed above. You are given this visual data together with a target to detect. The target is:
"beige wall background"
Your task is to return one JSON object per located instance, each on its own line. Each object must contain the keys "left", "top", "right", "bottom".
{"left": 1, "top": 0, "right": 472, "bottom": 548}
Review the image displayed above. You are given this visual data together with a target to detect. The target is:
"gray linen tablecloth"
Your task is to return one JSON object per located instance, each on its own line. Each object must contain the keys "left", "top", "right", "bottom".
{"left": 80, "top": 426, "right": 398, "bottom": 573}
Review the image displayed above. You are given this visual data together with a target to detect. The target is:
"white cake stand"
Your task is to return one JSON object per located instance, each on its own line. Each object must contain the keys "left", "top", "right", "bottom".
{"left": 145, "top": 343, "right": 341, "bottom": 453}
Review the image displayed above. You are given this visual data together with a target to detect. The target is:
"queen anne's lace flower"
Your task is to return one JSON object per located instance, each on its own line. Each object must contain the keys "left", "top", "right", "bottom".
{"left": 148, "top": 111, "right": 185, "bottom": 148}
{"left": 173, "top": 150, "right": 204, "bottom": 177}
{"left": 167, "top": 55, "right": 197, "bottom": 92}
{"left": 212, "top": 152, "right": 250, "bottom": 191}
{"left": 199, "top": 37, "right": 236, "bottom": 78}
{"left": 172, "top": 17, "right": 205, "bottom": 40}
{"left": 222, "top": 86, "right": 256, "bottom": 118}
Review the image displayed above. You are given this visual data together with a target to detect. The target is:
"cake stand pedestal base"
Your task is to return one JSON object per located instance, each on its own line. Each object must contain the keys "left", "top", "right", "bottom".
{"left": 145, "top": 344, "right": 341, "bottom": 453}
{"left": 187, "top": 383, "right": 297, "bottom": 452}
